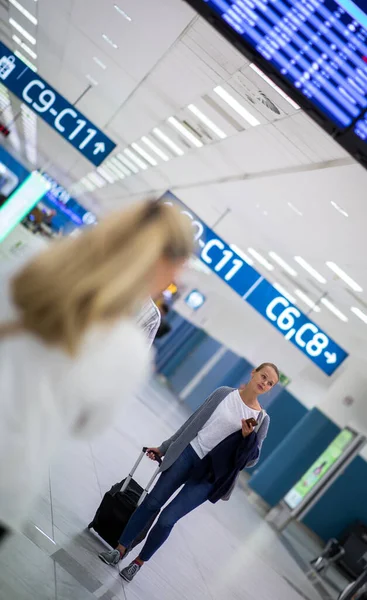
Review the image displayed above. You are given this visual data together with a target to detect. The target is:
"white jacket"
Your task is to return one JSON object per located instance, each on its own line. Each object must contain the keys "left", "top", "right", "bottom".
{"left": 0, "top": 264, "right": 152, "bottom": 531}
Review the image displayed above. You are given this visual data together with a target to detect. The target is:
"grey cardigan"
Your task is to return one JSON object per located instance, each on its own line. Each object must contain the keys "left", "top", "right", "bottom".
{"left": 158, "top": 386, "right": 270, "bottom": 498}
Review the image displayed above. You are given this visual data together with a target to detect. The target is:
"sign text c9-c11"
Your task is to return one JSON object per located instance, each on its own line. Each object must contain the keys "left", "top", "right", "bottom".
{"left": 0, "top": 42, "right": 115, "bottom": 166}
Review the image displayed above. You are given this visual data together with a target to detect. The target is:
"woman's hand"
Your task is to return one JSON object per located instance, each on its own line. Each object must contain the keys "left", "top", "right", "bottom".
{"left": 145, "top": 447, "right": 162, "bottom": 462}
{"left": 241, "top": 419, "right": 255, "bottom": 438}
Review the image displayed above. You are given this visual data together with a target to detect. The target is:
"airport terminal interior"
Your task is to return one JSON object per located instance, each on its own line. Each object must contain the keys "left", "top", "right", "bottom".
{"left": 1, "top": 0, "right": 367, "bottom": 599}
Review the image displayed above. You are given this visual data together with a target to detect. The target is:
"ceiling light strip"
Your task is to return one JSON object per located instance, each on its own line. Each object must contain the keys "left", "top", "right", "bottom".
{"left": 294, "top": 256, "right": 327, "bottom": 284}
{"left": 106, "top": 161, "right": 126, "bottom": 179}
{"left": 326, "top": 261, "right": 362, "bottom": 292}
{"left": 131, "top": 143, "right": 157, "bottom": 166}
{"left": 321, "top": 298, "right": 348, "bottom": 322}
{"left": 141, "top": 136, "right": 169, "bottom": 161}
{"left": 9, "top": 18, "right": 36, "bottom": 45}
{"left": 213, "top": 86, "right": 260, "bottom": 127}
{"left": 167, "top": 117, "right": 203, "bottom": 148}
{"left": 97, "top": 167, "right": 116, "bottom": 184}
{"left": 273, "top": 283, "right": 297, "bottom": 304}
{"left": 288, "top": 202, "right": 303, "bottom": 216}
{"left": 9, "top": 0, "right": 37, "bottom": 25}
{"left": 12, "top": 34, "right": 37, "bottom": 59}
{"left": 117, "top": 153, "right": 139, "bottom": 173}
{"left": 88, "top": 172, "right": 106, "bottom": 188}
{"left": 294, "top": 289, "right": 321, "bottom": 312}
{"left": 102, "top": 34, "right": 118, "bottom": 49}
{"left": 152, "top": 127, "right": 184, "bottom": 156}
{"left": 330, "top": 200, "right": 348, "bottom": 217}
{"left": 114, "top": 4, "right": 132, "bottom": 20}
{"left": 269, "top": 251, "right": 297, "bottom": 277}
{"left": 93, "top": 57, "right": 107, "bottom": 70}
{"left": 124, "top": 148, "right": 147, "bottom": 170}
{"left": 81, "top": 178, "right": 96, "bottom": 192}
{"left": 229, "top": 244, "right": 254, "bottom": 265}
{"left": 14, "top": 50, "right": 37, "bottom": 71}
{"left": 102, "top": 166, "right": 119, "bottom": 182}
{"left": 188, "top": 104, "right": 227, "bottom": 139}
{"left": 351, "top": 306, "right": 367, "bottom": 324}
{"left": 86, "top": 74, "right": 98, "bottom": 86}
{"left": 110, "top": 157, "right": 131, "bottom": 176}
{"left": 247, "top": 247, "right": 274, "bottom": 271}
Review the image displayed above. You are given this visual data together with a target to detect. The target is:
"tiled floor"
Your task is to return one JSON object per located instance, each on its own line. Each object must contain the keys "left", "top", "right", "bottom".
{"left": 0, "top": 379, "right": 325, "bottom": 600}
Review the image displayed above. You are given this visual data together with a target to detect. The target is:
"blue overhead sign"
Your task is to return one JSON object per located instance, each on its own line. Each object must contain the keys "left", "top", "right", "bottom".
{"left": 41, "top": 172, "right": 97, "bottom": 229}
{"left": 161, "top": 191, "right": 348, "bottom": 376}
{"left": 0, "top": 42, "right": 116, "bottom": 166}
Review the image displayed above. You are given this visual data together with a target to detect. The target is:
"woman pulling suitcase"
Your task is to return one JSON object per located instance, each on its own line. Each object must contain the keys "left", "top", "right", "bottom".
{"left": 99, "top": 363, "right": 278, "bottom": 583}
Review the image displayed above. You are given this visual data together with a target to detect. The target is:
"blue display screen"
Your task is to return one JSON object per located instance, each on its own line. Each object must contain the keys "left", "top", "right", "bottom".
{"left": 185, "top": 289, "right": 206, "bottom": 310}
{"left": 41, "top": 173, "right": 97, "bottom": 231}
{"left": 190, "top": 1, "right": 367, "bottom": 132}
{"left": 162, "top": 191, "right": 348, "bottom": 375}
{"left": 0, "top": 42, "right": 116, "bottom": 166}
{"left": 355, "top": 112, "right": 367, "bottom": 140}
{"left": 0, "top": 150, "right": 96, "bottom": 234}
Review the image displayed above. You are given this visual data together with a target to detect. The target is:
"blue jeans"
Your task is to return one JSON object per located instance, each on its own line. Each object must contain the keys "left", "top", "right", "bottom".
{"left": 119, "top": 445, "right": 213, "bottom": 561}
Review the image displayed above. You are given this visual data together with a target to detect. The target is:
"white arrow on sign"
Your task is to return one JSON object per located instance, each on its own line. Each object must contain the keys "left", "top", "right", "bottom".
{"left": 325, "top": 351, "right": 337, "bottom": 364}
{"left": 93, "top": 142, "right": 105, "bottom": 155}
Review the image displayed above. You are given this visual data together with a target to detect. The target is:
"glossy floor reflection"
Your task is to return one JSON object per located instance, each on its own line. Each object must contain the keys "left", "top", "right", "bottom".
{"left": 0, "top": 379, "right": 323, "bottom": 600}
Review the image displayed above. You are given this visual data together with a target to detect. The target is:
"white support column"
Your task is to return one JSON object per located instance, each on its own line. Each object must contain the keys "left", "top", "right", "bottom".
{"left": 317, "top": 357, "right": 367, "bottom": 458}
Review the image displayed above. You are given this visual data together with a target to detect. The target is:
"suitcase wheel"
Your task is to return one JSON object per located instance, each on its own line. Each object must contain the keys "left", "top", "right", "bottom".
{"left": 87, "top": 522, "right": 94, "bottom": 530}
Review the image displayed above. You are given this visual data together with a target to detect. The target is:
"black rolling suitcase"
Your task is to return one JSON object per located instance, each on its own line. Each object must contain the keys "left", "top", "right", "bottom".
{"left": 88, "top": 447, "right": 162, "bottom": 550}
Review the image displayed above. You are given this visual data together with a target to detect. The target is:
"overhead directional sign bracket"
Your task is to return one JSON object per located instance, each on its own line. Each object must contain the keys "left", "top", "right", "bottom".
{"left": 0, "top": 42, "right": 116, "bottom": 166}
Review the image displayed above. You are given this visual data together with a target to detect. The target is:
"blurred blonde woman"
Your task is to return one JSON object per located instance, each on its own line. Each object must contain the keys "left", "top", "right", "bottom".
{"left": 0, "top": 200, "right": 193, "bottom": 543}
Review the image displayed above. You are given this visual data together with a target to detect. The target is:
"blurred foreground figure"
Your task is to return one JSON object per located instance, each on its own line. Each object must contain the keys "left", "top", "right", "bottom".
{"left": 0, "top": 200, "right": 193, "bottom": 542}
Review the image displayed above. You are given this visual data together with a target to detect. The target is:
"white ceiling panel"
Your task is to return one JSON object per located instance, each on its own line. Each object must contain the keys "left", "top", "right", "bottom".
{"left": 182, "top": 17, "right": 248, "bottom": 78}
{"left": 36, "top": 1, "right": 71, "bottom": 86}
{"left": 146, "top": 45, "right": 222, "bottom": 107}
{"left": 137, "top": 168, "right": 170, "bottom": 193}
{"left": 272, "top": 113, "right": 349, "bottom": 164}
{"left": 108, "top": 86, "right": 175, "bottom": 144}
{"left": 158, "top": 151, "right": 217, "bottom": 187}
{"left": 70, "top": 0, "right": 195, "bottom": 80}
{"left": 210, "top": 124, "right": 307, "bottom": 173}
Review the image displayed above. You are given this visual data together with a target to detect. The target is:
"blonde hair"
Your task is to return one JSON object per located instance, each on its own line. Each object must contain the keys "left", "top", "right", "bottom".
{"left": 0, "top": 201, "right": 193, "bottom": 354}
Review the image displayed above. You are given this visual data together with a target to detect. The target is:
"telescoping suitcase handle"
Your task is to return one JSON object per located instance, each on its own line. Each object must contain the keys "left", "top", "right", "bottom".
{"left": 120, "top": 447, "right": 162, "bottom": 506}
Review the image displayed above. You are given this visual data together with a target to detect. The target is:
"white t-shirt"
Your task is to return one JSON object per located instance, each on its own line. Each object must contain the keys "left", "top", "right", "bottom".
{"left": 191, "top": 389, "right": 260, "bottom": 459}
{"left": 0, "top": 264, "right": 152, "bottom": 531}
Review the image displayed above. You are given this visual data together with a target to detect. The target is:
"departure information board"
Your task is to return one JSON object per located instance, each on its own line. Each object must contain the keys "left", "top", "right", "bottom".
{"left": 184, "top": 0, "right": 367, "bottom": 166}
